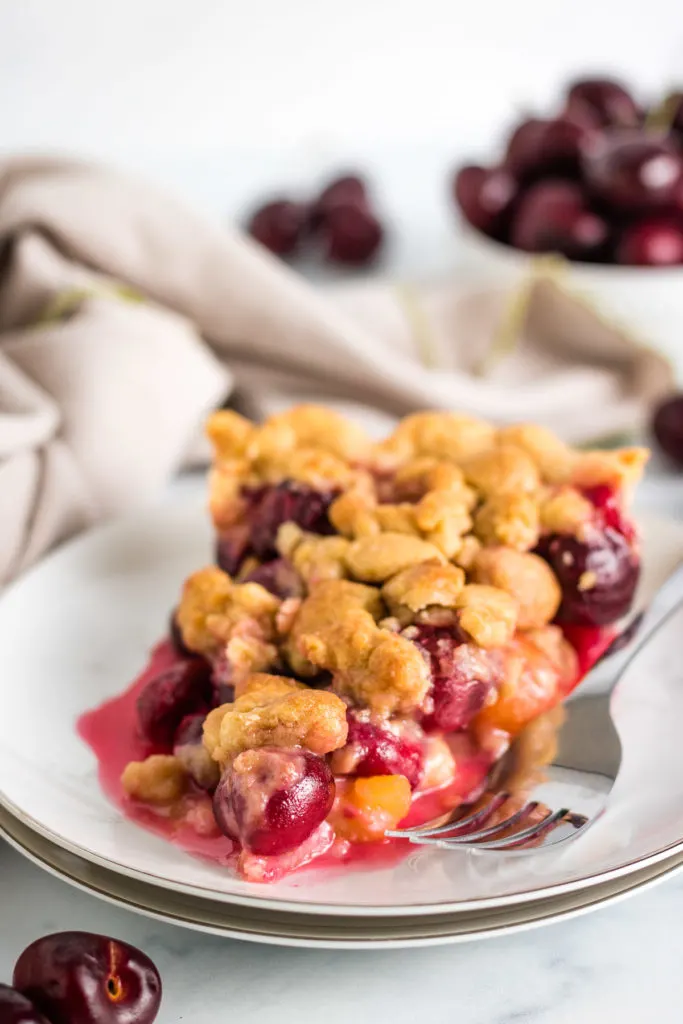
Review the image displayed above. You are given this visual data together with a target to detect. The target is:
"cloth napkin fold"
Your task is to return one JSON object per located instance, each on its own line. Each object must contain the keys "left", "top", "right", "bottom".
{"left": 0, "top": 156, "right": 672, "bottom": 584}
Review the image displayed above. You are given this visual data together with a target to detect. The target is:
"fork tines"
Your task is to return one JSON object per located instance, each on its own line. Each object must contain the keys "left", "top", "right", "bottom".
{"left": 385, "top": 795, "right": 589, "bottom": 851}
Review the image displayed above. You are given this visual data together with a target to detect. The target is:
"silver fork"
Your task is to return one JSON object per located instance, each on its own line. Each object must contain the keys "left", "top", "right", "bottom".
{"left": 386, "top": 559, "right": 683, "bottom": 853}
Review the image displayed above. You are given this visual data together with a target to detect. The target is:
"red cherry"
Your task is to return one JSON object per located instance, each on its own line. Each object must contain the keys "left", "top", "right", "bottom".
{"left": 310, "top": 174, "right": 368, "bottom": 229}
{"left": 247, "top": 199, "right": 307, "bottom": 256}
{"left": 510, "top": 180, "right": 609, "bottom": 260}
{"left": 321, "top": 202, "right": 384, "bottom": 266}
{"left": 213, "top": 747, "right": 335, "bottom": 855}
{"left": 0, "top": 984, "right": 51, "bottom": 1024}
{"left": 564, "top": 78, "right": 641, "bottom": 130}
{"left": 333, "top": 710, "right": 424, "bottom": 789}
{"left": 616, "top": 216, "right": 683, "bottom": 265}
{"left": 653, "top": 392, "right": 683, "bottom": 467}
{"left": 535, "top": 531, "right": 639, "bottom": 626}
{"left": 13, "top": 932, "right": 162, "bottom": 1024}
{"left": 504, "top": 118, "right": 592, "bottom": 181}
{"left": 582, "top": 133, "right": 683, "bottom": 212}
{"left": 408, "top": 625, "right": 495, "bottom": 731}
{"left": 453, "top": 164, "right": 518, "bottom": 236}
{"left": 137, "top": 659, "right": 212, "bottom": 748}
{"left": 242, "top": 557, "right": 304, "bottom": 599}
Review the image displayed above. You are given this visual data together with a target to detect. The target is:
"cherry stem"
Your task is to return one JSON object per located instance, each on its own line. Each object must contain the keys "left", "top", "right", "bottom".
{"left": 394, "top": 282, "right": 439, "bottom": 369}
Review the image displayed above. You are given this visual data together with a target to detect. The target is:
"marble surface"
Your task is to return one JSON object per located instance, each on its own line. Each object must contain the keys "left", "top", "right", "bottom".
{"left": 2, "top": 468, "right": 683, "bottom": 1024}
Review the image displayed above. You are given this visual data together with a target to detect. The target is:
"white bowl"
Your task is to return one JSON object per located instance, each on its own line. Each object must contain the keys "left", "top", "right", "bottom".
{"left": 456, "top": 221, "right": 683, "bottom": 376}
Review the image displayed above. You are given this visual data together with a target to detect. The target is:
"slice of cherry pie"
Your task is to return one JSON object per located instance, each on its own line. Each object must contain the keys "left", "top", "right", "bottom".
{"left": 100, "top": 406, "right": 647, "bottom": 882}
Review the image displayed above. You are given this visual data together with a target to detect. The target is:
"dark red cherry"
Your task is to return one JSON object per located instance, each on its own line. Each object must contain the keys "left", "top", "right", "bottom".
{"left": 321, "top": 202, "right": 384, "bottom": 266}
{"left": 453, "top": 164, "right": 518, "bottom": 237}
{"left": 247, "top": 199, "right": 307, "bottom": 256}
{"left": 504, "top": 118, "right": 592, "bottom": 181}
{"left": 335, "top": 710, "right": 424, "bottom": 789}
{"left": 0, "top": 985, "right": 51, "bottom": 1024}
{"left": 137, "top": 659, "right": 212, "bottom": 747}
{"left": 215, "top": 523, "right": 251, "bottom": 576}
{"left": 213, "top": 747, "right": 335, "bottom": 855}
{"left": 535, "top": 530, "right": 640, "bottom": 626}
{"left": 13, "top": 932, "right": 161, "bottom": 1024}
{"left": 652, "top": 392, "right": 683, "bottom": 467}
{"left": 582, "top": 133, "right": 683, "bottom": 212}
{"left": 408, "top": 625, "right": 495, "bottom": 731}
{"left": 310, "top": 174, "right": 368, "bottom": 229}
{"left": 510, "top": 180, "right": 609, "bottom": 260}
{"left": 242, "top": 557, "right": 304, "bottom": 599}
{"left": 616, "top": 216, "right": 683, "bottom": 265}
{"left": 564, "top": 78, "right": 640, "bottom": 130}
{"left": 247, "top": 481, "right": 337, "bottom": 559}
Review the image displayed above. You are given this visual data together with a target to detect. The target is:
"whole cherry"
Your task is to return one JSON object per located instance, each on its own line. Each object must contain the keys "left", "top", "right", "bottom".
{"left": 453, "top": 164, "right": 518, "bottom": 236}
{"left": 310, "top": 174, "right": 368, "bottom": 229}
{"left": 13, "top": 932, "right": 162, "bottom": 1024}
{"left": 510, "top": 180, "right": 609, "bottom": 260}
{"left": 247, "top": 199, "right": 308, "bottom": 256}
{"left": 652, "top": 393, "right": 683, "bottom": 467}
{"left": 213, "top": 746, "right": 335, "bottom": 855}
{"left": 320, "top": 202, "right": 384, "bottom": 266}
{"left": 564, "top": 77, "right": 641, "bottom": 129}
{"left": 504, "top": 118, "right": 591, "bottom": 181}
{"left": 616, "top": 216, "right": 683, "bottom": 265}
{"left": 137, "top": 658, "right": 212, "bottom": 748}
{"left": 0, "top": 984, "right": 51, "bottom": 1024}
{"left": 582, "top": 133, "right": 683, "bottom": 212}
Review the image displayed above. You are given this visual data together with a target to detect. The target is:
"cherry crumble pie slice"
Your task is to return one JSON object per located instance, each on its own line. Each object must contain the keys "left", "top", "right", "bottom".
{"left": 115, "top": 405, "right": 647, "bottom": 881}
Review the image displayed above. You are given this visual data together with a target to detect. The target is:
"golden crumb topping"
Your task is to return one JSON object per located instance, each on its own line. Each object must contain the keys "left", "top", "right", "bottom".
{"left": 202, "top": 672, "right": 348, "bottom": 767}
{"left": 121, "top": 755, "right": 188, "bottom": 806}
{"left": 471, "top": 547, "right": 561, "bottom": 630}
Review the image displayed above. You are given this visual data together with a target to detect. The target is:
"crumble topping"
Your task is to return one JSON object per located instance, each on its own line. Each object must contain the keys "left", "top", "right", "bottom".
{"left": 471, "top": 547, "right": 561, "bottom": 630}
{"left": 381, "top": 561, "right": 466, "bottom": 624}
{"left": 460, "top": 444, "right": 541, "bottom": 497}
{"left": 473, "top": 491, "right": 540, "bottom": 551}
{"left": 203, "top": 672, "right": 348, "bottom": 768}
{"left": 121, "top": 754, "right": 188, "bottom": 805}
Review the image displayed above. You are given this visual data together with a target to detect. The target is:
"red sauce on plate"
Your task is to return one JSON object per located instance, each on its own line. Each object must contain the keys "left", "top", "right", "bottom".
{"left": 77, "top": 624, "right": 611, "bottom": 880}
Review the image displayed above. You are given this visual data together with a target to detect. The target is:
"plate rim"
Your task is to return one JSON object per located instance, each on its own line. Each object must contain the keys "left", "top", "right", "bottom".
{"left": 2, "top": 495, "right": 683, "bottom": 918}
{"left": 3, "top": 803, "right": 683, "bottom": 949}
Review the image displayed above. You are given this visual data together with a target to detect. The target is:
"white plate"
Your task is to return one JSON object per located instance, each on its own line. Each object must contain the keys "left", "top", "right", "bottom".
{"left": 1, "top": 490, "right": 683, "bottom": 917}
{"left": 3, "top": 802, "right": 683, "bottom": 949}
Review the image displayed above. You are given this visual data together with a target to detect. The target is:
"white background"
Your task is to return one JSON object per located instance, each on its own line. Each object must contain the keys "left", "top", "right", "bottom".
{"left": 2, "top": 0, "right": 683, "bottom": 222}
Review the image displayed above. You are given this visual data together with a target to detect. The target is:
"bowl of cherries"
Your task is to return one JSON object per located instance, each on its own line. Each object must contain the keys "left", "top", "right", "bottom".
{"left": 0, "top": 931, "right": 162, "bottom": 1024}
{"left": 452, "top": 76, "right": 683, "bottom": 366}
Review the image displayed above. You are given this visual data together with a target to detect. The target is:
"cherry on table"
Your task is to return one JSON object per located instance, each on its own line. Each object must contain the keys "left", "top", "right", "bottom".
{"left": 564, "top": 77, "right": 641, "bottom": 130}
{"left": 582, "top": 133, "right": 683, "bottom": 212}
{"left": 0, "top": 984, "right": 52, "bottom": 1024}
{"left": 213, "top": 746, "right": 335, "bottom": 855}
{"left": 616, "top": 216, "right": 683, "bottom": 265}
{"left": 453, "top": 164, "right": 518, "bottom": 236}
{"left": 504, "top": 117, "right": 591, "bottom": 181}
{"left": 247, "top": 198, "right": 308, "bottom": 256}
{"left": 510, "top": 179, "right": 609, "bottom": 260}
{"left": 652, "top": 393, "right": 683, "bottom": 467}
{"left": 13, "top": 932, "right": 162, "bottom": 1024}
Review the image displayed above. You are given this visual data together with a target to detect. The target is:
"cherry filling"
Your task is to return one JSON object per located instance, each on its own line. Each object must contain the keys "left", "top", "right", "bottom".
{"left": 216, "top": 481, "right": 338, "bottom": 576}
{"left": 213, "top": 747, "right": 336, "bottom": 856}
{"left": 242, "top": 557, "right": 304, "bottom": 599}
{"left": 332, "top": 710, "right": 425, "bottom": 789}
{"left": 406, "top": 625, "right": 495, "bottom": 732}
{"left": 136, "top": 659, "right": 212, "bottom": 748}
{"left": 536, "top": 487, "right": 639, "bottom": 627}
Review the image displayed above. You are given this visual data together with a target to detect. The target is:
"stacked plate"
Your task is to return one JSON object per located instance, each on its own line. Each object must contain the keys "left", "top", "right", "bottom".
{"left": 1, "top": 496, "right": 683, "bottom": 949}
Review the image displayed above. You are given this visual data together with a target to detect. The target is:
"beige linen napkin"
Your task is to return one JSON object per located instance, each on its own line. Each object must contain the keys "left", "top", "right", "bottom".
{"left": 0, "top": 156, "right": 672, "bottom": 584}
